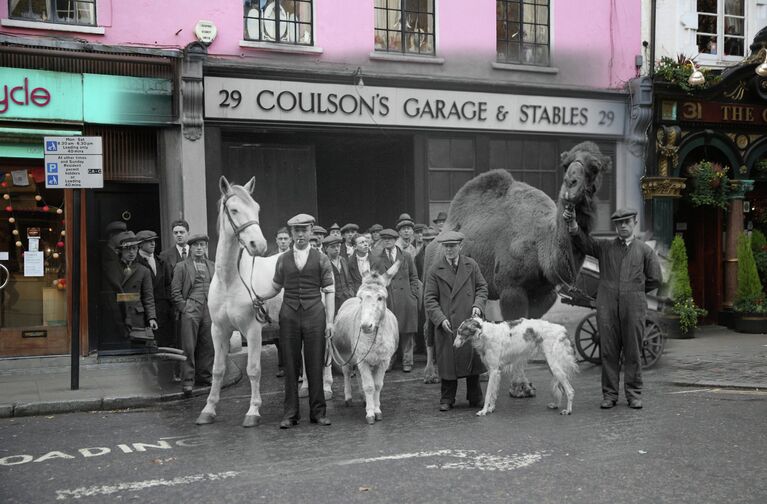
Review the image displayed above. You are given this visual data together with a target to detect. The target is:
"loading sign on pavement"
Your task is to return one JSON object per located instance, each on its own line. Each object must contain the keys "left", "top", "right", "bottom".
{"left": 44, "top": 137, "right": 103, "bottom": 189}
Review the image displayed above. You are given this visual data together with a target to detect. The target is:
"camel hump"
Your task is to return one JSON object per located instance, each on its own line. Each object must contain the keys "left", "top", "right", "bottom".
{"left": 453, "top": 169, "right": 514, "bottom": 201}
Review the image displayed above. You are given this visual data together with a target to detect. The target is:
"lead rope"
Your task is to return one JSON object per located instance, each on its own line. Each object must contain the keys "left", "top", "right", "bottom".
{"left": 330, "top": 311, "right": 379, "bottom": 368}
{"left": 236, "top": 247, "right": 271, "bottom": 324}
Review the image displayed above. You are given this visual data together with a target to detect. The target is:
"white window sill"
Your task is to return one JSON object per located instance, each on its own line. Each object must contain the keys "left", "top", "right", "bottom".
{"left": 369, "top": 51, "right": 445, "bottom": 64}
{"left": 1, "top": 18, "right": 104, "bottom": 34}
{"left": 492, "top": 62, "right": 559, "bottom": 74}
{"left": 239, "top": 40, "right": 323, "bottom": 54}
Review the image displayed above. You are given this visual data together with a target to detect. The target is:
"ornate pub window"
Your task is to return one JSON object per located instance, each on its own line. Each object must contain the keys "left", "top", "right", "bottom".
{"left": 696, "top": 0, "right": 745, "bottom": 60}
{"left": 374, "top": 0, "right": 435, "bottom": 56}
{"left": 243, "top": 0, "right": 314, "bottom": 45}
{"left": 9, "top": 0, "right": 96, "bottom": 26}
{"left": 496, "top": 0, "right": 550, "bottom": 66}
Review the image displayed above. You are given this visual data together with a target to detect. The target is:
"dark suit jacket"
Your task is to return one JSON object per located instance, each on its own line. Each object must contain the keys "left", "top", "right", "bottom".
{"left": 170, "top": 257, "right": 215, "bottom": 312}
{"left": 347, "top": 253, "right": 373, "bottom": 295}
{"left": 104, "top": 259, "right": 157, "bottom": 329}
{"left": 330, "top": 255, "right": 355, "bottom": 312}
{"left": 159, "top": 245, "right": 186, "bottom": 279}
{"left": 373, "top": 247, "right": 421, "bottom": 333}
{"left": 137, "top": 254, "right": 171, "bottom": 302}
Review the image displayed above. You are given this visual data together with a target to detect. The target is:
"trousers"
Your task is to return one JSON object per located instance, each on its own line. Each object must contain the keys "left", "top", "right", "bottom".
{"left": 179, "top": 299, "right": 213, "bottom": 386}
{"left": 597, "top": 290, "right": 645, "bottom": 401}
{"left": 441, "top": 375, "right": 482, "bottom": 405}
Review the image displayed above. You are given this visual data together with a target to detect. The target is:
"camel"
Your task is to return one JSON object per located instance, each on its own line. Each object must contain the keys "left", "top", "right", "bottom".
{"left": 422, "top": 141, "right": 608, "bottom": 397}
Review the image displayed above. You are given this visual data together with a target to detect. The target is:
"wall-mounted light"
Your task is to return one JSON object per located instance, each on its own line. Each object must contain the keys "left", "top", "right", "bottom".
{"left": 688, "top": 61, "right": 705, "bottom": 87}
{"left": 353, "top": 67, "right": 364, "bottom": 87}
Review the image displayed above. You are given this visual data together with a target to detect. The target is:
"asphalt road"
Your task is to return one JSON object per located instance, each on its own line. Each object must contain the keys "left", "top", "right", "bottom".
{"left": 1, "top": 360, "right": 766, "bottom": 504}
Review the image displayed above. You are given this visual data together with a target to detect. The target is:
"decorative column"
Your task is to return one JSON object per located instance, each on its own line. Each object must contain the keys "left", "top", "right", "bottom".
{"left": 641, "top": 126, "right": 687, "bottom": 249}
{"left": 723, "top": 178, "right": 755, "bottom": 309}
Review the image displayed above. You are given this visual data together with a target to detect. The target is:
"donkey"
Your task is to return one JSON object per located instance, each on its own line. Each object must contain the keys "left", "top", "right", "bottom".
{"left": 332, "top": 260, "right": 401, "bottom": 425}
{"left": 196, "top": 176, "right": 278, "bottom": 428}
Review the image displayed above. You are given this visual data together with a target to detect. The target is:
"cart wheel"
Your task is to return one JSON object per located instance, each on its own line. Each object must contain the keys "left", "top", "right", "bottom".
{"left": 640, "top": 318, "right": 665, "bottom": 368}
{"left": 575, "top": 312, "right": 601, "bottom": 364}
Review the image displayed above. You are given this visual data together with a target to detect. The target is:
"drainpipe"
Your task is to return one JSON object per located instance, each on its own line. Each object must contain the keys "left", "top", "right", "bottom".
{"left": 649, "top": 0, "right": 657, "bottom": 76}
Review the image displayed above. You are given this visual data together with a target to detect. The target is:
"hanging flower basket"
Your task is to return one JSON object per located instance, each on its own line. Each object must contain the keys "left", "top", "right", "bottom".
{"left": 686, "top": 160, "right": 730, "bottom": 209}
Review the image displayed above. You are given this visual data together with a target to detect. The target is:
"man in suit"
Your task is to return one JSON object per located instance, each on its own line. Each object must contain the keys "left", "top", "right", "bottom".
{"left": 375, "top": 229, "right": 421, "bottom": 372}
{"left": 395, "top": 213, "right": 417, "bottom": 257}
{"left": 347, "top": 234, "right": 373, "bottom": 294}
{"left": 260, "top": 214, "right": 335, "bottom": 429}
{"left": 414, "top": 226, "right": 437, "bottom": 355}
{"left": 170, "top": 234, "right": 215, "bottom": 395}
{"left": 424, "top": 231, "right": 488, "bottom": 411}
{"left": 368, "top": 223, "right": 383, "bottom": 255}
{"left": 328, "top": 223, "right": 342, "bottom": 239}
{"left": 136, "top": 230, "right": 174, "bottom": 349}
{"left": 340, "top": 223, "right": 359, "bottom": 259}
{"left": 273, "top": 227, "right": 291, "bottom": 255}
{"left": 159, "top": 219, "right": 190, "bottom": 274}
{"left": 432, "top": 211, "right": 447, "bottom": 232}
{"left": 324, "top": 235, "right": 355, "bottom": 311}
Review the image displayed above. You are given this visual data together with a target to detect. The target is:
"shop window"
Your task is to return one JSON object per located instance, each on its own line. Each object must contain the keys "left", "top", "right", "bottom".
{"left": 374, "top": 0, "right": 435, "bottom": 56}
{"left": 243, "top": 0, "right": 314, "bottom": 45}
{"left": 8, "top": 0, "right": 96, "bottom": 26}
{"left": 497, "top": 0, "right": 550, "bottom": 66}
{"left": 696, "top": 0, "right": 745, "bottom": 60}
{"left": 427, "top": 137, "right": 475, "bottom": 221}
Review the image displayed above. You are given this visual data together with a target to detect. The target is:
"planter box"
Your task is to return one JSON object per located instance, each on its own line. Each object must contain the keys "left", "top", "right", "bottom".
{"left": 660, "top": 314, "right": 695, "bottom": 339}
{"left": 733, "top": 313, "right": 767, "bottom": 334}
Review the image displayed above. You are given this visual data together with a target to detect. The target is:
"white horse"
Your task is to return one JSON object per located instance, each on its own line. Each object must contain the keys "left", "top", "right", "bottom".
{"left": 332, "top": 260, "right": 400, "bottom": 425}
{"left": 196, "top": 176, "right": 277, "bottom": 428}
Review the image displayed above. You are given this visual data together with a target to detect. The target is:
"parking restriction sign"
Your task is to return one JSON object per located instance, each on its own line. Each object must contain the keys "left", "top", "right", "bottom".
{"left": 43, "top": 137, "right": 103, "bottom": 188}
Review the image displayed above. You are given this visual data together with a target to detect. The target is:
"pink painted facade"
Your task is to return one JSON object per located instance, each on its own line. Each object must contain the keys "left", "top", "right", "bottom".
{"left": 1, "top": 1, "right": 641, "bottom": 89}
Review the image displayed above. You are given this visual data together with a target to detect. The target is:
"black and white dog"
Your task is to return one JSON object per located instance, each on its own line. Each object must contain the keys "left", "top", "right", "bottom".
{"left": 455, "top": 317, "right": 579, "bottom": 416}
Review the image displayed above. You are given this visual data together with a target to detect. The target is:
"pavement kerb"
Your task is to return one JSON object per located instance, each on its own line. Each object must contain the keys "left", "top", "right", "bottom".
{"left": 0, "top": 355, "right": 244, "bottom": 418}
{"left": 661, "top": 380, "right": 766, "bottom": 391}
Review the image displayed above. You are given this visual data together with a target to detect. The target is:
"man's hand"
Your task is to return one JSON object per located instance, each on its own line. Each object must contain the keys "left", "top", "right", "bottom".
{"left": 471, "top": 307, "right": 482, "bottom": 318}
{"left": 441, "top": 319, "right": 453, "bottom": 334}
{"left": 325, "top": 322, "right": 334, "bottom": 340}
{"left": 149, "top": 319, "right": 158, "bottom": 331}
{"left": 563, "top": 207, "right": 576, "bottom": 223}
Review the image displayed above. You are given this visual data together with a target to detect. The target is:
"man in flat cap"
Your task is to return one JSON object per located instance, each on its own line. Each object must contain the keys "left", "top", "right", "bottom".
{"left": 432, "top": 211, "right": 448, "bottom": 232}
{"left": 395, "top": 213, "right": 417, "bottom": 257}
{"left": 424, "top": 231, "right": 488, "bottom": 411}
{"left": 261, "top": 214, "right": 336, "bottom": 428}
{"left": 564, "top": 206, "right": 662, "bottom": 410}
{"left": 413, "top": 223, "right": 426, "bottom": 256}
{"left": 136, "top": 230, "right": 174, "bottom": 350}
{"left": 375, "top": 228, "right": 421, "bottom": 372}
{"left": 414, "top": 227, "right": 439, "bottom": 354}
{"left": 313, "top": 225, "right": 328, "bottom": 240}
{"left": 324, "top": 235, "right": 355, "bottom": 313}
{"left": 368, "top": 224, "right": 383, "bottom": 254}
{"left": 171, "top": 234, "right": 215, "bottom": 395}
{"left": 347, "top": 233, "right": 373, "bottom": 295}
{"left": 340, "top": 223, "right": 359, "bottom": 260}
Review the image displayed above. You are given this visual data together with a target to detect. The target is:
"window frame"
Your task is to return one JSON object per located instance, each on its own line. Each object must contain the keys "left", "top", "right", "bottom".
{"left": 496, "top": 0, "right": 551, "bottom": 67}
{"left": 695, "top": 0, "right": 747, "bottom": 64}
{"left": 243, "top": 0, "right": 315, "bottom": 46}
{"left": 374, "top": 0, "right": 437, "bottom": 57}
{"left": 8, "top": 0, "right": 97, "bottom": 27}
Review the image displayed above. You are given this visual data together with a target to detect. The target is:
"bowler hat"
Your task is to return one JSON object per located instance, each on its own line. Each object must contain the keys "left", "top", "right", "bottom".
{"left": 433, "top": 211, "right": 448, "bottom": 223}
{"left": 437, "top": 230, "right": 464, "bottom": 244}
{"left": 135, "top": 230, "right": 158, "bottom": 243}
{"left": 341, "top": 223, "right": 359, "bottom": 233}
{"left": 329, "top": 223, "right": 341, "bottom": 232}
{"left": 116, "top": 231, "right": 140, "bottom": 248}
{"left": 610, "top": 208, "right": 638, "bottom": 222}
{"left": 313, "top": 225, "right": 328, "bottom": 236}
{"left": 187, "top": 234, "right": 209, "bottom": 245}
{"left": 368, "top": 223, "right": 383, "bottom": 233}
{"left": 106, "top": 221, "right": 127, "bottom": 235}
{"left": 322, "top": 235, "right": 342, "bottom": 246}
{"left": 379, "top": 228, "right": 399, "bottom": 239}
{"left": 287, "top": 213, "right": 315, "bottom": 227}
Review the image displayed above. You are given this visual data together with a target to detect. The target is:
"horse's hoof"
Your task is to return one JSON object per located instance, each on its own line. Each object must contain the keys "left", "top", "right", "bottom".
{"left": 476, "top": 410, "right": 487, "bottom": 416}
{"left": 345, "top": 399, "right": 353, "bottom": 407}
{"left": 374, "top": 412, "right": 382, "bottom": 421}
{"left": 242, "top": 415, "right": 261, "bottom": 428}
{"left": 365, "top": 415, "right": 375, "bottom": 425}
{"left": 560, "top": 410, "right": 572, "bottom": 416}
{"left": 195, "top": 412, "right": 216, "bottom": 425}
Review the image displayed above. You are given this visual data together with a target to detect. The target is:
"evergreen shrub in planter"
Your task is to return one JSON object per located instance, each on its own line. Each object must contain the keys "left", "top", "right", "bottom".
{"left": 663, "top": 235, "right": 706, "bottom": 338}
{"left": 733, "top": 233, "right": 767, "bottom": 334}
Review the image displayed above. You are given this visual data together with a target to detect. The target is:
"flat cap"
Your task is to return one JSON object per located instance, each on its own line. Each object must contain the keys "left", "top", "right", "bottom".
{"left": 341, "top": 223, "right": 359, "bottom": 233}
{"left": 379, "top": 228, "right": 399, "bottom": 239}
{"left": 610, "top": 208, "right": 638, "bottom": 222}
{"left": 116, "top": 231, "right": 140, "bottom": 248}
{"left": 396, "top": 219, "right": 414, "bottom": 230}
{"left": 135, "top": 230, "right": 158, "bottom": 243}
{"left": 437, "top": 230, "right": 465, "bottom": 244}
{"left": 322, "top": 235, "right": 342, "bottom": 246}
{"left": 187, "top": 233, "right": 209, "bottom": 245}
{"left": 368, "top": 223, "right": 383, "bottom": 233}
{"left": 106, "top": 220, "right": 127, "bottom": 234}
{"left": 433, "top": 211, "right": 448, "bottom": 223}
{"left": 313, "top": 225, "right": 328, "bottom": 236}
{"left": 422, "top": 228, "right": 438, "bottom": 241}
{"left": 414, "top": 223, "right": 426, "bottom": 232}
{"left": 287, "top": 213, "right": 315, "bottom": 227}
{"left": 329, "top": 222, "right": 341, "bottom": 231}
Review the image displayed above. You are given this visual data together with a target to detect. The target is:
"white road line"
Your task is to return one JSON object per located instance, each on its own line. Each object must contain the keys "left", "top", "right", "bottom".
{"left": 54, "top": 471, "right": 240, "bottom": 500}
{"left": 667, "top": 388, "right": 714, "bottom": 395}
{"left": 337, "top": 449, "right": 549, "bottom": 472}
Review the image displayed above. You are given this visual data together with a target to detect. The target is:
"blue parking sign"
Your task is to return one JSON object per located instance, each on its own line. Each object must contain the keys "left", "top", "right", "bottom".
{"left": 45, "top": 141, "right": 58, "bottom": 152}
{"left": 47, "top": 175, "right": 59, "bottom": 186}
{"left": 46, "top": 163, "right": 58, "bottom": 174}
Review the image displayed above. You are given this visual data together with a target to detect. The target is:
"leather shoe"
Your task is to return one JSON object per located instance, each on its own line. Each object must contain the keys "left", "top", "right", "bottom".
{"left": 402, "top": 365, "right": 412, "bottom": 373}
{"left": 600, "top": 399, "right": 617, "bottom": 409}
{"left": 628, "top": 399, "right": 643, "bottom": 409}
{"left": 279, "top": 419, "right": 298, "bottom": 429}
{"left": 310, "top": 417, "right": 331, "bottom": 426}
{"left": 182, "top": 385, "right": 193, "bottom": 397}
{"left": 276, "top": 369, "right": 285, "bottom": 378}
{"left": 439, "top": 403, "right": 453, "bottom": 412}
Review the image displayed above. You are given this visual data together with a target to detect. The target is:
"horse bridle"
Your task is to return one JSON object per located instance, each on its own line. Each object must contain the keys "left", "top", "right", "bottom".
{"left": 222, "top": 192, "right": 261, "bottom": 254}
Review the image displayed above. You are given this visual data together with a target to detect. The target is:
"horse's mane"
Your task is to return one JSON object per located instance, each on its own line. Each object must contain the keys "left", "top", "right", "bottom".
{"left": 217, "top": 185, "right": 258, "bottom": 232}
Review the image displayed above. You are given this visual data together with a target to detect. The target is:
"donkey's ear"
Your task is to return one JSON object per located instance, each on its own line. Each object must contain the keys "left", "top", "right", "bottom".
{"left": 382, "top": 259, "right": 401, "bottom": 285}
{"left": 243, "top": 176, "right": 256, "bottom": 195}
{"left": 219, "top": 176, "right": 231, "bottom": 195}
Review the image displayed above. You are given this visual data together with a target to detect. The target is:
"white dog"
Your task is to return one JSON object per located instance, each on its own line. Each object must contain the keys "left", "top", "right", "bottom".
{"left": 454, "top": 317, "right": 579, "bottom": 416}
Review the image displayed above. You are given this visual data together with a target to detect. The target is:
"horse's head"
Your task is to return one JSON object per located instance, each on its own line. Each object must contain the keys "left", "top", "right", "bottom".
{"left": 454, "top": 317, "right": 483, "bottom": 348}
{"left": 218, "top": 176, "right": 268, "bottom": 256}
{"left": 558, "top": 141, "right": 608, "bottom": 207}
{"left": 357, "top": 260, "right": 400, "bottom": 334}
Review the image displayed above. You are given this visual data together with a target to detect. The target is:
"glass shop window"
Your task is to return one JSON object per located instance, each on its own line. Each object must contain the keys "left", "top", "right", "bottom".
{"left": 497, "top": 0, "right": 550, "bottom": 66}
{"left": 243, "top": 0, "right": 314, "bottom": 45}
{"left": 9, "top": 0, "right": 96, "bottom": 26}
{"left": 374, "top": 0, "right": 435, "bottom": 56}
{"left": 0, "top": 167, "right": 67, "bottom": 330}
{"left": 696, "top": 0, "right": 745, "bottom": 60}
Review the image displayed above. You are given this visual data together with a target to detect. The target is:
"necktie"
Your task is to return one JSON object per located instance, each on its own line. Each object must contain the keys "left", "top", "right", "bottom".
{"left": 452, "top": 260, "right": 458, "bottom": 273}
{"left": 388, "top": 250, "right": 394, "bottom": 263}
{"left": 181, "top": 247, "right": 187, "bottom": 260}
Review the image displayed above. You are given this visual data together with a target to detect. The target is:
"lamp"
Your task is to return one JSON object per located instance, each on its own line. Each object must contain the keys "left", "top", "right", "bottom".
{"left": 756, "top": 50, "right": 767, "bottom": 78}
{"left": 353, "top": 67, "right": 364, "bottom": 87}
{"left": 687, "top": 61, "right": 705, "bottom": 87}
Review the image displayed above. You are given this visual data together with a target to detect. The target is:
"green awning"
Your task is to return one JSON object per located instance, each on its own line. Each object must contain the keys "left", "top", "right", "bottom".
{"left": 0, "top": 127, "right": 81, "bottom": 158}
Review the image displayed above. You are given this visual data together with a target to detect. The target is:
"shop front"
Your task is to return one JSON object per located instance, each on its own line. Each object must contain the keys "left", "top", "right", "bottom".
{"left": 202, "top": 74, "right": 631, "bottom": 252}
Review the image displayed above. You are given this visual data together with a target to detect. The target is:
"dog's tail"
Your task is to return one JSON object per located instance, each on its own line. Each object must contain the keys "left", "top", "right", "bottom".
{"left": 540, "top": 324, "right": 579, "bottom": 382}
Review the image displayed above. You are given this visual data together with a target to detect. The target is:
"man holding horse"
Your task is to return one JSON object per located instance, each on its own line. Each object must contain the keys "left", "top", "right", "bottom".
{"left": 262, "top": 214, "right": 336, "bottom": 428}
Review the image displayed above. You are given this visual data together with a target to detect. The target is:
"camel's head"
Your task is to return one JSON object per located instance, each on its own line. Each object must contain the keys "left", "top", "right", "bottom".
{"left": 559, "top": 142, "right": 609, "bottom": 205}
{"left": 358, "top": 260, "right": 400, "bottom": 334}
{"left": 454, "top": 317, "right": 483, "bottom": 348}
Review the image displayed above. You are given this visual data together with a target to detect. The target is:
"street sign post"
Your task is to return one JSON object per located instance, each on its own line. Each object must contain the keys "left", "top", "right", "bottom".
{"left": 44, "top": 136, "right": 103, "bottom": 391}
